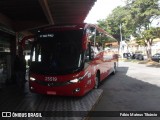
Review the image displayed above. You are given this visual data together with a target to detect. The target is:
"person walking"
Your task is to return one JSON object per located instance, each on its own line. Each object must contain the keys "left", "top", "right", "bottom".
{"left": 14, "top": 55, "right": 26, "bottom": 88}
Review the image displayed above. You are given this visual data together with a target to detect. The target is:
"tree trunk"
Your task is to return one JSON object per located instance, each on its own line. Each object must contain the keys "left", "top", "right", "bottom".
{"left": 145, "top": 39, "right": 152, "bottom": 60}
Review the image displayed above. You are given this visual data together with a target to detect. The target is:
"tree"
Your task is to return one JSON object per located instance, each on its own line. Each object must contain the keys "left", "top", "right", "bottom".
{"left": 141, "top": 27, "right": 160, "bottom": 59}
{"left": 98, "top": 0, "right": 160, "bottom": 60}
{"left": 127, "top": 0, "right": 160, "bottom": 29}
{"left": 97, "top": 6, "right": 131, "bottom": 42}
{"left": 127, "top": 0, "right": 160, "bottom": 59}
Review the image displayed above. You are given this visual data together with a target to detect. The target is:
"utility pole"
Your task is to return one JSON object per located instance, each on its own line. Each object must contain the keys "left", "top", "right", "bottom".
{"left": 119, "top": 23, "right": 123, "bottom": 58}
{"left": 120, "top": 23, "right": 122, "bottom": 43}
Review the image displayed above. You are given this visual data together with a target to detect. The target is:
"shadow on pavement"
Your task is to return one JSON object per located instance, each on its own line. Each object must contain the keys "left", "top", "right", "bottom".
{"left": 146, "top": 64, "right": 160, "bottom": 68}
{"left": 89, "top": 66, "right": 160, "bottom": 120}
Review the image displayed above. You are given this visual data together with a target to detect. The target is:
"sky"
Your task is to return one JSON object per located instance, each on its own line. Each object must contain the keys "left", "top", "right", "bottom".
{"left": 84, "top": 0, "right": 160, "bottom": 27}
{"left": 84, "top": 0, "right": 125, "bottom": 24}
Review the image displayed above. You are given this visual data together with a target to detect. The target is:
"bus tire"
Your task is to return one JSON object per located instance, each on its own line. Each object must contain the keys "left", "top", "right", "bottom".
{"left": 94, "top": 73, "right": 100, "bottom": 89}
{"left": 112, "top": 62, "right": 116, "bottom": 75}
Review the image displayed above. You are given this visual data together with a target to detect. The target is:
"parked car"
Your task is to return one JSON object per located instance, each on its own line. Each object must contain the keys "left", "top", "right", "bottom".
{"left": 134, "top": 53, "right": 144, "bottom": 60}
{"left": 130, "top": 54, "right": 143, "bottom": 60}
{"left": 152, "top": 53, "right": 160, "bottom": 62}
{"left": 123, "top": 52, "right": 144, "bottom": 60}
{"left": 123, "top": 53, "right": 131, "bottom": 59}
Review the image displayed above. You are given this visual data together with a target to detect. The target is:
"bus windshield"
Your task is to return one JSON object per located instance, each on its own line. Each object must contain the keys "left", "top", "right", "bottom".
{"left": 30, "top": 30, "right": 84, "bottom": 75}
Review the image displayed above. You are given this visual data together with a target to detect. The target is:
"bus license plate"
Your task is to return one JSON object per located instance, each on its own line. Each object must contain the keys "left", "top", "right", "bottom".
{"left": 47, "top": 91, "right": 56, "bottom": 95}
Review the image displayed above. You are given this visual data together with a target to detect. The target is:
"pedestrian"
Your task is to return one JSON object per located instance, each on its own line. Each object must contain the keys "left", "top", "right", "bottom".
{"left": 20, "top": 55, "right": 26, "bottom": 83}
{"left": 14, "top": 55, "right": 26, "bottom": 88}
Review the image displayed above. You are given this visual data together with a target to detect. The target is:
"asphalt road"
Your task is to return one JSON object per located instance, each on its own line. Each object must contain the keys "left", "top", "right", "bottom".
{"left": 89, "top": 61, "right": 160, "bottom": 120}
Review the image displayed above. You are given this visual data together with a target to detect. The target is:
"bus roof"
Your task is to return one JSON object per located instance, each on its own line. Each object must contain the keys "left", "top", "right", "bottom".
{"left": 38, "top": 23, "right": 116, "bottom": 41}
{"left": 40, "top": 23, "right": 86, "bottom": 31}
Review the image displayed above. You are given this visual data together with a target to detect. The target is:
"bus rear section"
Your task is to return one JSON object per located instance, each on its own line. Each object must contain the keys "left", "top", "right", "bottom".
{"left": 28, "top": 24, "right": 118, "bottom": 96}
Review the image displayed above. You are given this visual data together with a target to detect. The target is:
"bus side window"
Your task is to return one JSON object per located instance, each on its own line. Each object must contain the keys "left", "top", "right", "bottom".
{"left": 85, "top": 48, "right": 90, "bottom": 62}
{"left": 85, "top": 26, "right": 96, "bottom": 62}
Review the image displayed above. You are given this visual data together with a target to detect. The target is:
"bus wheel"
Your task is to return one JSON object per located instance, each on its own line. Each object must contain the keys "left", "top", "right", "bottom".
{"left": 112, "top": 62, "right": 116, "bottom": 75}
{"left": 94, "top": 73, "right": 100, "bottom": 89}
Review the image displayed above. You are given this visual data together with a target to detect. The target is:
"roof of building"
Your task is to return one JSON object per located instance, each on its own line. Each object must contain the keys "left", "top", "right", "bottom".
{"left": 0, "top": 0, "right": 97, "bottom": 32}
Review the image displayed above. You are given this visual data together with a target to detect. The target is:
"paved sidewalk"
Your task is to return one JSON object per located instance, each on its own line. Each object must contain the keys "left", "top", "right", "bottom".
{"left": 0, "top": 82, "right": 103, "bottom": 120}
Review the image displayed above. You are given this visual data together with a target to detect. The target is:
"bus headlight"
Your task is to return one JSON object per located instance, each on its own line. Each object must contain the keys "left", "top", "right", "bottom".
{"left": 69, "top": 72, "right": 89, "bottom": 84}
{"left": 30, "top": 77, "right": 36, "bottom": 81}
{"left": 69, "top": 78, "right": 79, "bottom": 83}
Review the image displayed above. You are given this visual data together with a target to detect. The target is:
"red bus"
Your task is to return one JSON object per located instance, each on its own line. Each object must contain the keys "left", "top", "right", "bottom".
{"left": 28, "top": 23, "right": 118, "bottom": 96}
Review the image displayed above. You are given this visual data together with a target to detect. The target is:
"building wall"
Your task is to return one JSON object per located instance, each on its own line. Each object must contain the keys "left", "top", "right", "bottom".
{"left": 126, "top": 38, "right": 160, "bottom": 55}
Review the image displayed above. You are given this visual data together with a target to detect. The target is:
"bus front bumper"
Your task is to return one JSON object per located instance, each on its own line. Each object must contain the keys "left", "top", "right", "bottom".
{"left": 29, "top": 80, "right": 89, "bottom": 96}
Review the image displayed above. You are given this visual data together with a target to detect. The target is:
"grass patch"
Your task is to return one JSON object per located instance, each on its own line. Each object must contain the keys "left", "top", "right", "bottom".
{"left": 119, "top": 58, "right": 160, "bottom": 68}
{"left": 119, "top": 58, "right": 140, "bottom": 63}
{"left": 145, "top": 60, "right": 160, "bottom": 68}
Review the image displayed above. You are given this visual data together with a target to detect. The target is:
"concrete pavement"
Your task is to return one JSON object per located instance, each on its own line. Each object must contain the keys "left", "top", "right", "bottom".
{"left": 89, "top": 62, "right": 160, "bottom": 120}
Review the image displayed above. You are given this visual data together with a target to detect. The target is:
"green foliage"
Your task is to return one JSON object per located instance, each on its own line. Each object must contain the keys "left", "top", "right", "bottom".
{"left": 97, "top": 19, "right": 109, "bottom": 32}
{"left": 97, "top": 0, "right": 160, "bottom": 41}
{"left": 97, "top": 0, "right": 160, "bottom": 59}
{"left": 132, "top": 0, "right": 159, "bottom": 30}
{"left": 97, "top": 6, "right": 131, "bottom": 41}
{"left": 155, "top": 27, "right": 160, "bottom": 37}
{"left": 136, "top": 39, "right": 146, "bottom": 46}
{"left": 98, "top": 0, "right": 160, "bottom": 40}
{"left": 142, "top": 27, "right": 157, "bottom": 40}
